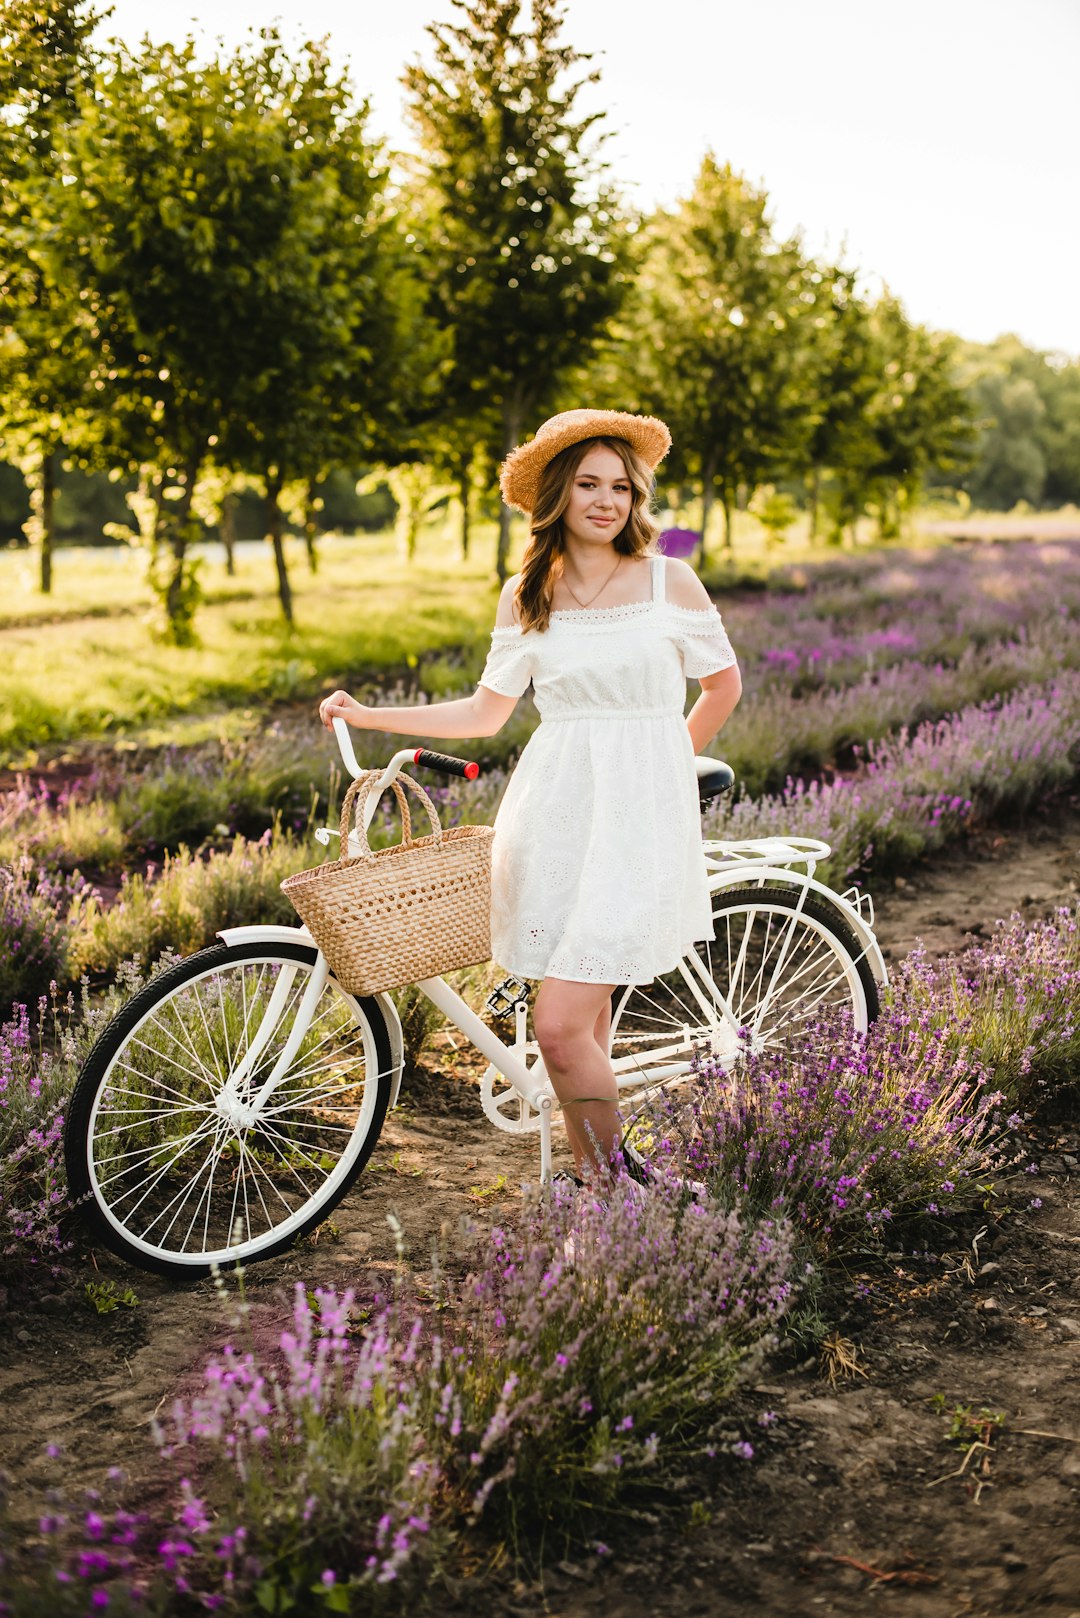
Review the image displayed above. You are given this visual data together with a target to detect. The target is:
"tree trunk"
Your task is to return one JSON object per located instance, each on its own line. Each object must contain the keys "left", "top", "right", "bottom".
{"left": 458, "top": 465, "right": 471, "bottom": 561}
{"left": 38, "top": 447, "right": 56, "bottom": 594}
{"left": 164, "top": 456, "right": 201, "bottom": 632}
{"left": 304, "top": 478, "right": 319, "bottom": 574}
{"left": 395, "top": 493, "right": 419, "bottom": 563}
{"left": 496, "top": 400, "right": 524, "bottom": 584}
{"left": 719, "top": 484, "right": 734, "bottom": 553}
{"left": 699, "top": 451, "right": 716, "bottom": 566}
{"left": 807, "top": 467, "right": 820, "bottom": 543}
{"left": 220, "top": 494, "right": 236, "bottom": 576}
{"left": 266, "top": 471, "right": 293, "bottom": 624}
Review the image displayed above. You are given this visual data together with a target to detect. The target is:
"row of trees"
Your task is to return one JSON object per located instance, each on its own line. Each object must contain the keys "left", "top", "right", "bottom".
{"left": 1, "top": 0, "right": 1072, "bottom": 642}
{"left": 943, "top": 336, "right": 1080, "bottom": 512}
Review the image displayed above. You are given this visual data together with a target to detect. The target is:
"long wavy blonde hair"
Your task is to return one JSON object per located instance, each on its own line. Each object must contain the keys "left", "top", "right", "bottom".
{"left": 515, "top": 437, "right": 660, "bottom": 633}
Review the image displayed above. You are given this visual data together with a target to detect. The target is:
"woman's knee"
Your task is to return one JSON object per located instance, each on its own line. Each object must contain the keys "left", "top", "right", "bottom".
{"left": 534, "top": 980, "right": 613, "bottom": 1069}
{"left": 533, "top": 1005, "right": 591, "bottom": 1069}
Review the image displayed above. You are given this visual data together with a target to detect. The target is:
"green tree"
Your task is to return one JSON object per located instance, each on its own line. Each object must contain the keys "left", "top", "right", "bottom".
{"left": 216, "top": 41, "right": 440, "bottom": 620}
{"left": 54, "top": 30, "right": 430, "bottom": 636}
{"left": 865, "top": 300, "right": 973, "bottom": 535}
{"left": 632, "top": 156, "right": 816, "bottom": 555}
{"left": 403, "top": 0, "right": 627, "bottom": 581}
{"left": 809, "top": 292, "right": 972, "bottom": 543}
{"left": 0, "top": 0, "right": 103, "bottom": 592}
{"left": 798, "top": 269, "right": 880, "bottom": 540}
{"left": 951, "top": 335, "right": 1080, "bottom": 510}
{"left": 1040, "top": 356, "right": 1080, "bottom": 506}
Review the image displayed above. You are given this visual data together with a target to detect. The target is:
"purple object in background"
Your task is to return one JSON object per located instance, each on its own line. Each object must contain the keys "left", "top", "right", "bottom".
{"left": 657, "top": 527, "right": 702, "bottom": 559}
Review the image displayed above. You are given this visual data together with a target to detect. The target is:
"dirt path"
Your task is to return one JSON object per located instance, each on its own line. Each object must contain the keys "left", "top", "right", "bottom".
{"left": 3, "top": 804, "right": 1080, "bottom": 1612}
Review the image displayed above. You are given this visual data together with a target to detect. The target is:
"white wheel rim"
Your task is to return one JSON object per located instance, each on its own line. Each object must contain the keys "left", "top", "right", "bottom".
{"left": 85, "top": 954, "right": 385, "bottom": 1266}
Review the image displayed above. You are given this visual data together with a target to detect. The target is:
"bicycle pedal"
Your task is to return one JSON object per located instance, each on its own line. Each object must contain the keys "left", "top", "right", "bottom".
{"left": 485, "top": 976, "right": 530, "bottom": 1019}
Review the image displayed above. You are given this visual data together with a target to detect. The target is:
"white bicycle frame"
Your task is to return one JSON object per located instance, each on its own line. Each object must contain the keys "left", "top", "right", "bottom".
{"left": 218, "top": 719, "right": 888, "bottom": 1181}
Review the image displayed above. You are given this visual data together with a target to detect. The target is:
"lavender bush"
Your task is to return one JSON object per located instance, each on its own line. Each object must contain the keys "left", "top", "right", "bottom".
{"left": 0, "top": 998, "right": 70, "bottom": 1285}
{"left": 446, "top": 1177, "right": 794, "bottom": 1546}
{"left": 646, "top": 1012, "right": 1017, "bottom": 1255}
{"left": 890, "top": 906, "right": 1080, "bottom": 1112}
{"left": 0, "top": 774, "right": 125, "bottom": 873}
{"left": 716, "top": 617, "right": 1080, "bottom": 794}
{"left": 168, "top": 1283, "right": 448, "bottom": 1608}
{"left": 0, "top": 964, "right": 165, "bottom": 1288}
{"left": 70, "top": 829, "right": 309, "bottom": 979}
{"left": 706, "top": 671, "right": 1080, "bottom": 885}
{"left": 0, "top": 860, "right": 86, "bottom": 1016}
{"left": 155, "top": 1180, "right": 794, "bottom": 1606}
{"left": 0, "top": 1462, "right": 175, "bottom": 1616}
{"left": 643, "top": 905, "right": 1080, "bottom": 1256}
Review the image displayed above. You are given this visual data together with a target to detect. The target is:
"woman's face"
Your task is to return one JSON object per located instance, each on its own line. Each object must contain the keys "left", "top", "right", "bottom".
{"left": 561, "top": 445, "right": 633, "bottom": 549}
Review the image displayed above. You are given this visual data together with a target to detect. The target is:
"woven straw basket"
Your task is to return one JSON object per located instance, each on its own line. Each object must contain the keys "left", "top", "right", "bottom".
{"left": 280, "top": 770, "right": 494, "bottom": 995}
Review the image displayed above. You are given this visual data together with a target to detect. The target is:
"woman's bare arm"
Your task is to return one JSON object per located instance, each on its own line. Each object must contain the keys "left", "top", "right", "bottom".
{"left": 686, "top": 664, "right": 742, "bottom": 753}
{"left": 318, "top": 683, "right": 518, "bottom": 741}
{"left": 319, "top": 578, "right": 524, "bottom": 740}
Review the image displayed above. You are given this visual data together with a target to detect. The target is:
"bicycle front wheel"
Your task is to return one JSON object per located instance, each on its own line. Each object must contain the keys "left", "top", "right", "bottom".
{"left": 610, "top": 882, "right": 880, "bottom": 1103}
{"left": 66, "top": 940, "right": 395, "bottom": 1277}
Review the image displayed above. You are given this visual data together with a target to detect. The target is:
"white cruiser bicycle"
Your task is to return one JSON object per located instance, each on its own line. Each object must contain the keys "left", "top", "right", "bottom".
{"left": 65, "top": 718, "right": 887, "bottom": 1277}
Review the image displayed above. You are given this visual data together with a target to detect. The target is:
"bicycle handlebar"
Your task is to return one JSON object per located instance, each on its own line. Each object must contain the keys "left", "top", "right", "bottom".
{"left": 331, "top": 717, "right": 480, "bottom": 783}
{"left": 412, "top": 747, "right": 480, "bottom": 780}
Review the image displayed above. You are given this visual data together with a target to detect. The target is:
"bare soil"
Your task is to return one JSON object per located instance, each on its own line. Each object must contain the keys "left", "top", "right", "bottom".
{"left": 2, "top": 802, "right": 1080, "bottom": 1615}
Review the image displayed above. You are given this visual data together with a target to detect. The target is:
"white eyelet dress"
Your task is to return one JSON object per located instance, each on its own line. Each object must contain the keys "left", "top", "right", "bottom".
{"left": 478, "top": 555, "right": 738, "bottom": 985}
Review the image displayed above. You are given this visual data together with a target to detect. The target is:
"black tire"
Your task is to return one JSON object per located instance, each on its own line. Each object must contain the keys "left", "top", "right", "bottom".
{"left": 610, "top": 883, "right": 880, "bottom": 1169}
{"left": 65, "top": 940, "right": 395, "bottom": 1278}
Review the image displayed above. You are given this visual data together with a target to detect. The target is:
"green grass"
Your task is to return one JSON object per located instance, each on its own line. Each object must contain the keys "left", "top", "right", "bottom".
{"left": 4, "top": 504, "right": 1063, "bottom": 764}
{"left": 0, "top": 525, "right": 515, "bottom": 762}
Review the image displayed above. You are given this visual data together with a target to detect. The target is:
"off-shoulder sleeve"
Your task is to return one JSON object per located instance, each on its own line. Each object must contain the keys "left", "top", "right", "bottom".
{"left": 479, "top": 625, "right": 533, "bottom": 697}
{"left": 669, "top": 605, "right": 738, "bottom": 680}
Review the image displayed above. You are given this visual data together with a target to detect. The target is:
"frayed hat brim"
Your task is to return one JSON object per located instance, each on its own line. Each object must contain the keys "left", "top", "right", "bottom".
{"left": 499, "top": 409, "right": 672, "bottom": 514}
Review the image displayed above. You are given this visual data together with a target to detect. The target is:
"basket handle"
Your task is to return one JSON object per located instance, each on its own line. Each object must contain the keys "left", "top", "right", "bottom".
{"left": 338, "top": 770, "right": 444, "bottom": 861}
{"left": 338, "top": 771, "right": 412, "bottom": 857}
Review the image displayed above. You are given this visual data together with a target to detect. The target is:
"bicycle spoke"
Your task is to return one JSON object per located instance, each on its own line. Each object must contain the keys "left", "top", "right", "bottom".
{"left": 254, "top": 1023, "right": 370, "bottom": 1090}
{"left": 242, "top": 1145, "right": 278, "bottom": 1238}
{"left": 116, "top": 1120, "right": 222, "bottom": 1231}
{"left": 122, "top": 1035, "right": 221, "bottom": 1098}
{"left": 154, "top": 995, "right": 233, "bottom": 1086}
{"left": 750, "top": 911, "right": 816, "bottom": 1032}
{"left": 105, "top": 1065, "right": 219, "bottom": 1112}
{"left": 242, "top": 1139, "right": 300, "bottom": 1219}
{"left": 153, "top": 1125, "right": 229, "bottom": 1248}
{"left": 246, "top": 1118, "right": 324, "bottom": 1192}
{"left": 257, "top": 1112, "right": 359, "bottom": 1137}
{"left": 94, "top": 1112, "right": 217, "bottom": 1185}
{"left": 91, "top": 1101, "right": 215, "bottom": 1140}
{"left": 258, "top": 1064, "right": 374, "bottom": 1115}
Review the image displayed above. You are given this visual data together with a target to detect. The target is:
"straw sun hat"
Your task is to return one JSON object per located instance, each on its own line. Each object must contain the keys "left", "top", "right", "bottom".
{"left": 499, "top": 408, "right": 672, "bottom": 515}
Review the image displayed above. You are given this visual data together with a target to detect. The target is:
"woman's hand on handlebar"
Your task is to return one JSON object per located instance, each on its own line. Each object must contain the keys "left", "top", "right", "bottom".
{"left": 319, "top": 690, "right": 370, "bottom": 731}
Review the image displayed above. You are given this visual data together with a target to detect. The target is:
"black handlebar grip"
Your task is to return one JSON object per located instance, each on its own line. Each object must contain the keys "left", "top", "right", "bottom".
{"left": 412, "top": 747, "right": 480, "bottom": 781}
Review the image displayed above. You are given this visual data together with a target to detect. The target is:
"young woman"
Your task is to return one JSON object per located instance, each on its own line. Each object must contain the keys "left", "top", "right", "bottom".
{"left": 319, "top": 408, "right": 742, "bottom": 1179}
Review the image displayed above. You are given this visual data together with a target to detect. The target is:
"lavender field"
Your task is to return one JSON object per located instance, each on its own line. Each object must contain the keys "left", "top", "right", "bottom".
{"left": 2, "top": 538, "right": 1080, "bottom": 1617}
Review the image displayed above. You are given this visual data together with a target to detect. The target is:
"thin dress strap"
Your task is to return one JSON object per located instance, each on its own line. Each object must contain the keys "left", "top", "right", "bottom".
{"left": 650, "top": 553, "right": 667, "bottom": 604}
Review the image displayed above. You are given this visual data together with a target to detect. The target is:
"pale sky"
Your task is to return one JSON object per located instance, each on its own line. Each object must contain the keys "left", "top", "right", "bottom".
{"left": 100, "top": 0, "right": 1080, "bottom": 356}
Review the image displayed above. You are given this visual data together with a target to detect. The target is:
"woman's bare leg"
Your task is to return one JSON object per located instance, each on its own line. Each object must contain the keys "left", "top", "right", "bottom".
{"left": 533, "top": 977, "right": 619, "bottom": 1178}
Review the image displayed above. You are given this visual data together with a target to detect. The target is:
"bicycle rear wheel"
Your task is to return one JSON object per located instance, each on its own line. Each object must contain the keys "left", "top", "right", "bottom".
{"left": 66, "top": 940, "right": 395, "bottom": 1277}
{"left": 610, "top": 883, "right": 880, "bottom": 1166}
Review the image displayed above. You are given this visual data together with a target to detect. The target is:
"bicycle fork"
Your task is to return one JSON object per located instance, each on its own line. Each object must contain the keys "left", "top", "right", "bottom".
{"left": 215, "top": 955, "right": 331, "bottom": 1127}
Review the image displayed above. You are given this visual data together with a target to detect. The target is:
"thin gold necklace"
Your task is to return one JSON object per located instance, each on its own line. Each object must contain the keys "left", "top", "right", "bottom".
{"left": 562, "top": 552, "right": 622, "bottom": 610}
